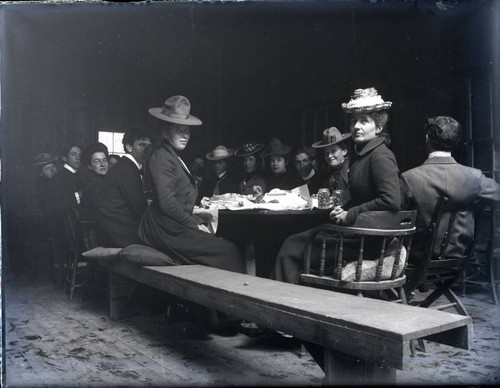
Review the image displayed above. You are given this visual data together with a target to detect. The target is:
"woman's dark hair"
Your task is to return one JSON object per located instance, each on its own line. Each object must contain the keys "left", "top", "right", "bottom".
{"left": 425, "top": 116, "right": 462, "bottom": 152}
{"left": 83, "top": 142, "right": 109, "bottom": 165}
{"left": 370, "top": 110, "right": 391, "bottom": 146}
{"left": 61, "top": 143, "right": 82, "bottom": 158}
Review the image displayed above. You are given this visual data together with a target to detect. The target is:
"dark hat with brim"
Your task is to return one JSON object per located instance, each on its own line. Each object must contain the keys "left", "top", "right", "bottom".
{"left": 312, "top": 127, "right": 351, "bottom": 148}
{"left": 234, "top": 143, "right": 264, "bottom": 157}
{"left": 206, "top": 145, "right": 234, "bottom": 161}
{"left": 31, "top": 153, "right": 58, "bottom": 167}
{"left": 149, "top": 95, "right": 202, "bottom": 126}
{"left": 261, "top": 138, "right": 292, "bottom": 157}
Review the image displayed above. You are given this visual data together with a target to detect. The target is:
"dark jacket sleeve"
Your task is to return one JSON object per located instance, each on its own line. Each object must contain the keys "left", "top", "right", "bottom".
{"left": 44, "top": 172, "right": 80, "bottom": 216}
{"left": 345, "top": 146, "right": 401, "bottom": 224}
{"left": 150, "top": 150, "right": 200, "bottom": 229}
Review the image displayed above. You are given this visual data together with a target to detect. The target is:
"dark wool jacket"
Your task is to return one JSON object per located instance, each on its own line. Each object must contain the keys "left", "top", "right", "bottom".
{"left": 45, "top": 166, "right": 83, "bottom": 216}
{"left": 97, "top": 156, "right": 147, "bottom": 247}
{"left": 345, "top": 137, "right": 401, "bottom": 225}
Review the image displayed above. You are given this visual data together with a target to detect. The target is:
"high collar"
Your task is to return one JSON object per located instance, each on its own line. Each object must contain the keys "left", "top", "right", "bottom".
{"left": 301, "top": 169, "right": 315, "bottom": 181}
{"left": 123, "top": 153, "right": 142, "bottom": 171}
{"left": 354, "top": 137, "right": 386, "bottom": 157}
{"left": 423, "top": 156, "right": 458, "bottom": 165}
{"left": 217, "top": 171, "right": 228, "bottom": 180}
{"left": 428, "top": 151, "right": 452, "bottom": 158}
{"left": 63, "top": 164, "right": 78, "bottom": 174}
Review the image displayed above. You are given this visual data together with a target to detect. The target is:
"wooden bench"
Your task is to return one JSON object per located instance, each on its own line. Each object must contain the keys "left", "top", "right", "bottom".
{"left": 98, "top": 259, "right": 472, "bottom": 385}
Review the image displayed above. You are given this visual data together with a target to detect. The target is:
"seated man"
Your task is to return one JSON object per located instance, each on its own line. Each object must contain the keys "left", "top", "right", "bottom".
{"left": 45, "top": 144, "right": 83, "bottom": 217}
{"left": 403, "top": 116, "right": 500, "bottom": 266}
{"left": 205, "top": 145, "right": 240, "bottom": 196}
{"left": 44, "top": 143, "right": 83, "bottom": 287}
{"left": 293, "top": 146, "right": 323, "bottom": 195}
{"left": 97, "top": 128, "right": 153, "bottom": 247}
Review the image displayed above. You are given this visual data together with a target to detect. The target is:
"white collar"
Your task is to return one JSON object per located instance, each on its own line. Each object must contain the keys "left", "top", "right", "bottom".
{"left": 123, "top": 153, "right": 142, "bottom": 171}
{"left": 302, "top": 169, "right": 315, "bottom": 181}
{"left": 63, "top": 164, "right": 77, "bottom": 174}
{"left": 217, "top": 171, "right": 228, "bottom": 179}
{"left": 428, "top": 151, "right": 451, "bottom": 158}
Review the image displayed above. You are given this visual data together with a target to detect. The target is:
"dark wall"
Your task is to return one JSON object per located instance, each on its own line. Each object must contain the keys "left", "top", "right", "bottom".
{"left": 0, "top": 0, "right": 496, "bottom": 220}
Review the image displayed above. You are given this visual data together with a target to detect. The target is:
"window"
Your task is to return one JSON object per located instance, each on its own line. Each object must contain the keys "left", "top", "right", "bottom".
{"left": 98, "top": 131, "right": 125, "bottom": 156}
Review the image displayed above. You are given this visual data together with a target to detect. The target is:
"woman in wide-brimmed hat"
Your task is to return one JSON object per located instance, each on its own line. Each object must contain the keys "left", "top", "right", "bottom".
{"left": 205, "top": 145, "right": 240, "bottom": 196}
{"left": 312, "top": 126, "right": 351, "bottom": 204}
{"left": 261, "top": 138, "right": 301, "bottom": 192}
{"left": 31, "top": 152, "right": 59, "bottom": 213}
{"left": 234, "top": 142, "right": 267, "bottom": 196}
{"left": 137, "top": 95, "right": 245, "bottom": 274}
{"left": 275, "top": 87, "right": 403, "bottom": 284}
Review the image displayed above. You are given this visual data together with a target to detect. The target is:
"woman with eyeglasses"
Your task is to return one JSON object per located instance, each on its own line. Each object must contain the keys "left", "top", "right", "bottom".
{"left": 81, "top": 142, "right": 109, "bottom": 211}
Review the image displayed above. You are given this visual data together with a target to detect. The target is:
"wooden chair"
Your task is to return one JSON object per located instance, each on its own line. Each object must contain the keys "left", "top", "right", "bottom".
{"left": 300, "top": 210, "right": 417, "bottom": 302}
{"left": 462, "top": 205, "right": 499, "bottom": 305}
{"left": 404, "top": 197, "right": 477, "bottom": 316}
{"left": 63, "top": 208, "right": 107, "bottom": 300}
{"left": 19, "top": 211, "right": 55, "bottom": 282}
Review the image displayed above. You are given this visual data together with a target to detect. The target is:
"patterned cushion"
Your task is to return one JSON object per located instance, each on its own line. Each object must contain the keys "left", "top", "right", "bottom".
{"left": 118, "top": 244, "right": 178, "bottom": 266}
{"left": 82, "top": 247, "right": 122, "bottom": 260}
{"left": 341, "top": 238, "right": 407, "bottom": 282}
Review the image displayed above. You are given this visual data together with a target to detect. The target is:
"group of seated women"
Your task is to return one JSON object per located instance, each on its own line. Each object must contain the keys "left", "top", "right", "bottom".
{"left": 30, "top": 87, "right": 404, "bottom": 281}
{"left": 189, "top": 130, "right": 353, "bottom": 206}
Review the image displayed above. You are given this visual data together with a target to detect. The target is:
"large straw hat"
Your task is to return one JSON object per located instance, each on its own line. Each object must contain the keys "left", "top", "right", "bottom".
{"left": 149, "top": 95, "right": 202, "bottom": 126}
{"left": 312, "top": 127, "right": 351, "bottom": 149}
{"left": 30, "top": 153, "right": 58, "bottom": 167}
{"left": 342, "top": 87, "right": 392, "bottom": 114}
{"left": 234, "top": 142, "right": 264, "bottom": 157}
{"left": 206, "top": 145, "right": 234, "bottom": 161}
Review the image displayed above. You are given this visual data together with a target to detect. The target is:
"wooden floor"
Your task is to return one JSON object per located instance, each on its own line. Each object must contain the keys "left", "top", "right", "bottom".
{"left": 3, "top": 269, "right": 500, "bottom": 387}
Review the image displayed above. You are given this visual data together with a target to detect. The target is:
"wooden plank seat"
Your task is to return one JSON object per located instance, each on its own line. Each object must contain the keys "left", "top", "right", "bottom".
{"left": 94, "top": 259, "right": 471, "bottom": 385}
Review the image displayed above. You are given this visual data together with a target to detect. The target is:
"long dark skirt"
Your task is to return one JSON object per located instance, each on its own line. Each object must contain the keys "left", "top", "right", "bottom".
{"left": 138, "top": 206, "right": 246, "bottom": 274}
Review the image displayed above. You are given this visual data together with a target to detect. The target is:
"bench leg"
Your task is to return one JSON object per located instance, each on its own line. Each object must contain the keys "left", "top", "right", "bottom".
{"left": 323, "top": 348, "right": 396, "bottom": 385}
{"left": 108, "top": 271, "right": 139, "bottom": 320}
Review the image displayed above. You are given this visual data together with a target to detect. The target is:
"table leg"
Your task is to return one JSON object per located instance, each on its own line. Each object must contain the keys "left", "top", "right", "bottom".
{"left": 244, "top": 241, "right": 256, "bottom": 276}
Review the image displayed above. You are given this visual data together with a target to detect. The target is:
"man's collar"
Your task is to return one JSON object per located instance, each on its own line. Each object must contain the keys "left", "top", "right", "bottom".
{"left": 217, "top": 171, "right": 228, "bottom": 179}
{"left": 428, "top": 151, "right": 452, "bottom": 158}
{"left": 123, "top": 153, "right": 142, "bottom": 170}
{"left": 302, "top": 169, "right": 315, "bottom": 181}
{"left": 63, "top": 164, "right": 77, "bottom": 174}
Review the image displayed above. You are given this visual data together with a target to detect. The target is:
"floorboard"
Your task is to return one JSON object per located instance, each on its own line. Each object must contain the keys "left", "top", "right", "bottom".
{"left": 3, "top": 269, "right": 500, "bottom": 386}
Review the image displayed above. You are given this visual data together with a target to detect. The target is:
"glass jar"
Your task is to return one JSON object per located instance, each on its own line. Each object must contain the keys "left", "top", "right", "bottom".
{"left": 317, "top": 188, "right": 331, "bottom": 209}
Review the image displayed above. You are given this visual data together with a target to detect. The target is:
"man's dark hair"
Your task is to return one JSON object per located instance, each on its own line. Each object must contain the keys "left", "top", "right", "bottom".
{"left": 122, "top": 128, "right": 152, "bottom": 153}
{"left": 425, "top": 116, "right": 462, "bottom": 152}
{"left": 293, "top": 147, "right": 316, "bottom": 161}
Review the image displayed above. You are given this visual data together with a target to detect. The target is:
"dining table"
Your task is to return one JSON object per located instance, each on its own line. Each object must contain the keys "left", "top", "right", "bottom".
{"left": 215, "top": 208, "right": 331, "bottom": 277}
{"left": 193, "top": 189, "right": 334, "bottom": 277}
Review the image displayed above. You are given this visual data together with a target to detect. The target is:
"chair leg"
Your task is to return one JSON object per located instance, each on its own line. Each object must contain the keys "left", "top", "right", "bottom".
{"left": 443, "top": 288, "right": 468, "bottom": 316}
{"left": 490, "top": 251, "right": 499, "bottom": 305}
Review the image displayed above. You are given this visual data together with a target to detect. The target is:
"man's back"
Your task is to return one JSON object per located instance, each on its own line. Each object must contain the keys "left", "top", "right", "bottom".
{"left": 403, "top": 156, "right": 499, "bottom": 261}
{"left": 97, "top": 157, "right": 147, "bottom": 247}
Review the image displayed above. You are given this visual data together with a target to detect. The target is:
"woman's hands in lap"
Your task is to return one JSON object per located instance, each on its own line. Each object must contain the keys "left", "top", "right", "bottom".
{"left": 330, "top": 206, "right": 348, "bottom": 224}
